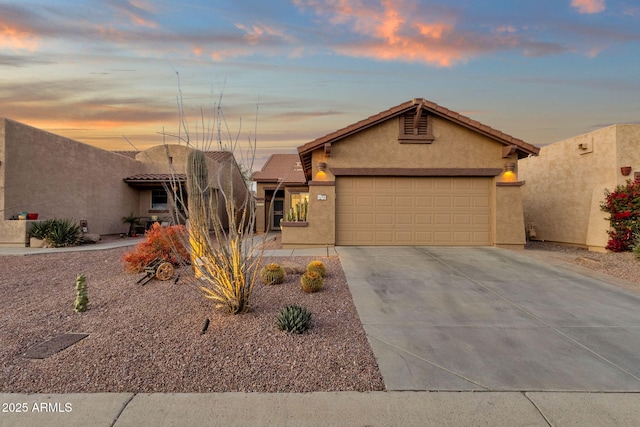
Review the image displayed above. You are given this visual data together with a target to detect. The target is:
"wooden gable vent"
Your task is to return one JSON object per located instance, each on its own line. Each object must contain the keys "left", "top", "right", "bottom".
{"left": 399, "top": 109, "right": 434, "bottom": 144}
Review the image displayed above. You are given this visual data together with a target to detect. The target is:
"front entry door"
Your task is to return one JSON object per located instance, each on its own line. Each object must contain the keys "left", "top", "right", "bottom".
{"left": 271, "top": 199, "right": 284, "bottom": 230}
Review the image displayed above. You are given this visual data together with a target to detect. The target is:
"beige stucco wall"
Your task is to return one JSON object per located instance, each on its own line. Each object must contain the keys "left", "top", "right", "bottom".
{"left": 282, "top": 184, "right": 335, "bottom": 248}
{"left": 519, "top": 124, "right": 640, "bottom": 251}
{"left": 283, "top": 115, "right": 527, "bottom": 247}
{"left": 1, "top": 118, "right": 141, "bottom": 238}
{"left": 0, "top": 120, "right": 248, "bottom": 246}
{"left": 325, "top": 116, "right": 506, "bottom": 171}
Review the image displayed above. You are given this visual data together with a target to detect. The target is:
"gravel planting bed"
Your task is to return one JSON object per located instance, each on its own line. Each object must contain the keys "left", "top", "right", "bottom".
{"left": 3, "top": 239, "right": 639, "bottom": 394}
{"left": 508, "top": 241, "right": 640, "bottom": 292}
{"left": 0, "top": 248, "right": 385, "bottom": 393}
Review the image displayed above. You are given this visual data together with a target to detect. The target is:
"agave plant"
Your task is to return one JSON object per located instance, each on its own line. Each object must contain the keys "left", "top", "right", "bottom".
{"left": 277, "top": 305, "right": 312, "bottom": 333}
{"left": 45, "top": 219, "right": 81, "bottom": 247}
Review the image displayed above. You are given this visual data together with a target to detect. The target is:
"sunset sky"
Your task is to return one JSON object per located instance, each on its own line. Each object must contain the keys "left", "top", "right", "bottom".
{"left": 1, "top": 0, "right": 639, "bottom": 170}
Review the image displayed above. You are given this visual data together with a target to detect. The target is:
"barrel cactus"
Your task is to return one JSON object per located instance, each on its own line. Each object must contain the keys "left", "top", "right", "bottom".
{"left": 300, "top": 270, "right": 323, "bottom": 293}
{"left": 260, "top": 263, "right": 286, "bottom": 285}
{"left": 306, "top": 260, "right": 326, "bottom": 277}
{"left": 277, "top": 305, "right": 312, "bottom": 333}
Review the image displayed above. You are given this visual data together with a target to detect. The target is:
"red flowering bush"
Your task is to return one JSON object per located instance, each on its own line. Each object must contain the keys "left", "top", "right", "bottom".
{"left": 600, "top": 178, "right": 640, "bottom": 252}
{"left": 123, "top": 223, "right": 190, "bottom": 273}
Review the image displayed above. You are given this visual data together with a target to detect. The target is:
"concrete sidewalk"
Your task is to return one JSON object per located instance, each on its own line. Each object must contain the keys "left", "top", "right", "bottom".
{"left": 2, "top": 391, "right": 639, "bottom": 426}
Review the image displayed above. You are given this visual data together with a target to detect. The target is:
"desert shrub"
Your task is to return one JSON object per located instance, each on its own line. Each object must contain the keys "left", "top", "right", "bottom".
{"left": 29, "top": 219, "right": 55, "bottom": 240}
{"left": 601, "top": 178, "right": 640, "bottom": 252}
{"left": 306, "top": 260, "right": 326, "bottom": 277}
{"left": 123, "top": 223, "right": 189, "bottom": 273}
{"left": 32, "top": 218, "right": 81, "bottom": 247}
{"left": 277, "top": 305, "right": 312, "bottom": 333}
{"left": 29, "top": 218, "right": 81, "bottom": 246}
{"left": 300, "top": 270, "right": 323, "bottom": 293}
{"left": 260, "top": 263, "right": 286, "bottom": 285}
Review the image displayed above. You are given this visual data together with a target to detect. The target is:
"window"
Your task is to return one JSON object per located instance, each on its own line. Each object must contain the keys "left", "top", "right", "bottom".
{"left": 290, "top": 192, "right": 309, "bottom": 221}
{"left": 151, "top": 189, "right": 168, "bottom": 211}
{"left": 398, "top": 111, "right": 434, "bottom": 143}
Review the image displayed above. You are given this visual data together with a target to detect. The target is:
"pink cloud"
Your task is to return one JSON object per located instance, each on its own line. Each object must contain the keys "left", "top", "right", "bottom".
{"left": 294, "top": 0, "right": 466, "bottom": 66}
{"left": 0, "top": 23, "right": 39, "bottom": 51}
{"left": 571, "top": 0, "right": 606, "bottom": 14}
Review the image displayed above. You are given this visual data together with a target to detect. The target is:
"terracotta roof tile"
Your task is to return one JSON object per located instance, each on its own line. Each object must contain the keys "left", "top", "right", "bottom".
{"left": 251, "top": 154, "right": 306, "bottom": 184}
{"left": 123, "top": 173, "right": 186, "bottom": 182}
{"left": 297, "top": 98, "right": 540, "bottom": 180}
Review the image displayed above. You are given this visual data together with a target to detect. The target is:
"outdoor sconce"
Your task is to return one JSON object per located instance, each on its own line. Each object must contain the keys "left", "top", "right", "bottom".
{"left": 502, "top": 162, "right": 517, "bottom": 182}
{"left": 621, "top": 166, "right": 632, "bottom": 176}
{"left": 315, "top": 162, "right": 327, "bottom": 181}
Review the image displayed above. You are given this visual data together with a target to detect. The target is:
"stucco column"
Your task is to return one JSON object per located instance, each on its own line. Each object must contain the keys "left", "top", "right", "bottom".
{"left": 281, "top": 181, "right": 335, "bottom": 248}
{"left": 495, "top": 182, "right": 526, "bottom": 247}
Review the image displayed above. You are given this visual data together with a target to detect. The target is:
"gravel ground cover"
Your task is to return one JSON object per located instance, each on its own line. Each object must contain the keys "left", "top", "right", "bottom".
{"left": 2, "top": 240, "right": 639, "bottom": 393}
{"left": 0, "top": 248, "right": 385, "bottom": 393}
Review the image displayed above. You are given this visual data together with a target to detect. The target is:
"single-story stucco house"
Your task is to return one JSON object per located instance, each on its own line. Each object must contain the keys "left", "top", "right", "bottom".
{"left": 0, "top": 118, "right": 248, "bottom": 247}
{"left": 519, "top": 124, "right": 640, "bottom": 252}
{"left": 252, "top": 98, "right": 540, "bottom": 248}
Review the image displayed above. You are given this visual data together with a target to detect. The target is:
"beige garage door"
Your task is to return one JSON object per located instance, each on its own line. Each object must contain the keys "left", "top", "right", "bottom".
{"left": 336, "top": 177, "right": 491, "bottom": 246}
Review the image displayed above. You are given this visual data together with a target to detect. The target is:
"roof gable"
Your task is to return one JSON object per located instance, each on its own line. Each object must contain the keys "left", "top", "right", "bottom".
{"left": 251, "top": 154, "right": 306, "bottom": 184}
{"left": 297, "top": 98, "right": 540, "bottom": 179}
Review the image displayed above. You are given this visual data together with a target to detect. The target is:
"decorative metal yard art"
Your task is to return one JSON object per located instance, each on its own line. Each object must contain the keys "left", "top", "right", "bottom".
{"left": 136, "top": 258, "right": 175, "bottom": 285}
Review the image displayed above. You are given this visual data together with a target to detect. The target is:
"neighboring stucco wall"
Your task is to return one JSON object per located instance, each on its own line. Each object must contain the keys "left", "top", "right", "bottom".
{"left": 1, "top": 118, "right": 141, "bottom": 236}
{"left": 519, "top": 124, "right": 640, "bottom": 251}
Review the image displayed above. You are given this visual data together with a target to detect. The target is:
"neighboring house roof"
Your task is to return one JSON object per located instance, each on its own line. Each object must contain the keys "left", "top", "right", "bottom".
{"left": 113, "top": 150, "right": 139, "bottom": 159}
{"left": 123, "top": 173, "right": 186, "bottom": 187}
{"left": 251, "top": 154, "right": 306, "bottom": 185}
{"left": 297, "top": 98, "right": 540, "bottom": 180}
{"left": 112, "top": 149, "right": 234, "bottom": 162}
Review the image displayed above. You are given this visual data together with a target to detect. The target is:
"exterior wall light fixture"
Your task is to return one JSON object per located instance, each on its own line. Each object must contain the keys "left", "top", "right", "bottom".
{"left": 317, "top": 162, "right": 327, "bottom": 172}
{"left": 502, "top": 162, "right": 517, "bottom": 182}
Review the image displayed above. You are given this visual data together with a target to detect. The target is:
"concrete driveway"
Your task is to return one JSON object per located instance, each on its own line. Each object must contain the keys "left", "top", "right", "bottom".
{"left": 337, "top": 246, "right": 640, "bottom": 391}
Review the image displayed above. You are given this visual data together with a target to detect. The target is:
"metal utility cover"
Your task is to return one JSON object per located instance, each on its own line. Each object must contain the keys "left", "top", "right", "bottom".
{"left": 22, "top": 333, "right": 89, "bottom": 359}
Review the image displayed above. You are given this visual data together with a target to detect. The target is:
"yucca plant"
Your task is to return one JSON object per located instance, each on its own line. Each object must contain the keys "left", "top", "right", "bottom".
{"left": 306, "top": 260, "right": 326, "bottom": 277}
{"left": 29, "top": 219, "right": 55, "bottom": 240}
{"left": 300, "top": 270, "right": 323, "bottom": 293}
{"left": 45, "top": 219, "right": 81, "bottom": 247}
{"left": 260, "top": 263, "right": 286, "bottom": 285}
{"left": 277, "top": 305, "right": 312, "bottom": 333}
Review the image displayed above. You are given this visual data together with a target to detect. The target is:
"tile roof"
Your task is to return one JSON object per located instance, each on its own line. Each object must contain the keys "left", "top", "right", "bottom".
{"left": 297, "top": 98, "right": 540, "bottom": 179}
{"left": 123, "top": 173, "right": 186, "bottom": 182}
{"left": 251, "top": 154, "right": 306, "bottom": 184}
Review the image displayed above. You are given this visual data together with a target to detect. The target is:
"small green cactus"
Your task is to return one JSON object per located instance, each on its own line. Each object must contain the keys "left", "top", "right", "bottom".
{"left": 300, "top": 270, "right": 323, "bottom": 293}
{"left": 74, "top": 273, "right": 88, "bottom": 312}
{"left": 306, "top": 260, "right": 326, "bottom": 277}
{"left": 277, "top": 305, "right": 312, "bottom": 333}
{"left": 260, "top": 263, "right": 286, "bottom": 285}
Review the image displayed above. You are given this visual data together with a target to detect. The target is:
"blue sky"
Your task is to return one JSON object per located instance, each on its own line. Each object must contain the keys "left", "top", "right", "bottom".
{"left": 1, "top": 0, "right": 639, "bottom": 169}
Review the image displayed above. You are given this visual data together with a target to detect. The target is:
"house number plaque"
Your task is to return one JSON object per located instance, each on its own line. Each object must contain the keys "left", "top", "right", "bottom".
{"left": 317, "top": 194, "right": 327, "bottom": 201}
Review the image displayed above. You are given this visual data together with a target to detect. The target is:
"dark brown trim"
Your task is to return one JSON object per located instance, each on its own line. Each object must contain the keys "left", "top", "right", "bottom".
{"left": 496, "top": 181, "right": 525, "bottom": 187}
{"left": 330, "top": 168, "right": 503, "bottom": 177}
{"left": 308, "top": 180, "right": 335, "bottom": 186}
{"left": 281, "top": 221, "right": 309, "bottom": 227}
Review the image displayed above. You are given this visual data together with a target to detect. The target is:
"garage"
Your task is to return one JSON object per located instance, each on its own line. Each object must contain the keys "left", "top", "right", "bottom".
{"left": 336, "top": 176, "right": 491, "bottom": 246}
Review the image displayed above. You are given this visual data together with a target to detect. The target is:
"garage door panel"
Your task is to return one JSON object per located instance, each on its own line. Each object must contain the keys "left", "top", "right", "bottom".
{"left": 337, "top": 177, "right": 491, "bottom": 246}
